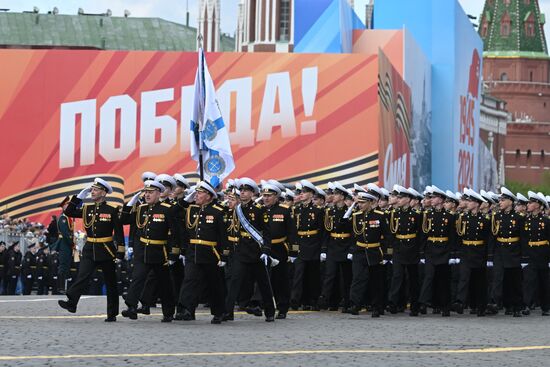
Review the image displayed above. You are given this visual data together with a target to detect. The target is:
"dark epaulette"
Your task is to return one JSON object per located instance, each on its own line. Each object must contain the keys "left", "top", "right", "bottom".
{"left": 212, "top": 204, "right": 224, "bottom": 211}
{"left": 373, "top": 209, "right": 385, "bottom": 215}
{"left": 161, "top": 202, "right": 172, "bottom": 208}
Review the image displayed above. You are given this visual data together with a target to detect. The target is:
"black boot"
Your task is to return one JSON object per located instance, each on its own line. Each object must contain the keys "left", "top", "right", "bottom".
{"left": 276, "top": 312, "right": 287, "bottom": 319}
{"left": 58, "top": 300, "right": 76, "bottom": 313}
{"left": 371, "top": 309, "right": 380, "bottom": 318}
{"left": 419, "top": 304, "right": 427, "bottom": 315}
{"left": 137, "top": 305, "right": 151, "bottom": 315}
{"left": 211, "top": 315, "right": 223, "bottom": 324}
{"left": 121, "top": 306, "right": 138, "bottom": 320}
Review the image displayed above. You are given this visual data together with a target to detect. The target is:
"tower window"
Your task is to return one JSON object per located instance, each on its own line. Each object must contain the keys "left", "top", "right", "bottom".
{"left": 501, "top": 12, "right": 511, "bottom": 36}
{"left": 279, "top": 0, "right": 290, "bottom": 42}
{"left": 481, "top": 16, "right": 489, "bottom": 37}
{"left": 525, "top": 13, "right": 536, "bottom": 37}
{"left": 500, "top": 73, "right": 508, "bottom": 81}
{"left": 527, "top": 149, "right": 532, "bottom": 158}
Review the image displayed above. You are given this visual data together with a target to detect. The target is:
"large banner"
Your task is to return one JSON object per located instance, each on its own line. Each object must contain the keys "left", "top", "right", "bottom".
{"left": 0, "top": 50, "right": 381, "bottom": 223}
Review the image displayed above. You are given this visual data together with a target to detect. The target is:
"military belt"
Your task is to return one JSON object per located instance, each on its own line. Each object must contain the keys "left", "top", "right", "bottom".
{"left": 272, "top": 237, "right": 288, "bottom": 244}
{"left": 497, "top": 237, "right": 520, "bottom": 243}
{"left": 356, "top": 241, "right": 381, "bottom": 249}
{"left": 463, "top": 240, "right": 484, "bottom": 246}
{"left": 396, "top": 233, "right": 417, "bottom": 240}
{"left": 140, "top": 237, "right": 168, "bottom": 245}
{"left": 528, "top": 240, "right": 549, "bottom": 247}
{"left": 190, "top": 239, "right": 217, "bottom": 247}
{"left": 428, "top": 237, "right": 449, "bottom": 242}
{"left": 228, "top": 236, "right": 239, "bottom": 243}
{"left": 117, "top": 245, "right": 126, "bottom": 252}
{"left": 87, "top": 236, "right": 113, "bottom": 243}
{"left": 330, "top": 232, "right": 351, "bottom": 239}
{"left": 298, "top": 230, "right": 319, "bottom": 236}
{"left": 171, "top": 247, "right": 180, "bottom": 255}
{"left": 30, "top": 266, "right": 36, "bottom": 269}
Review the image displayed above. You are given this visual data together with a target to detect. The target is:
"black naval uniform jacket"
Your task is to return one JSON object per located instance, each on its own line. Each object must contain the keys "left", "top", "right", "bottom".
{"left": 351, "top": 208, "right": 391, "bottom": 266}
{"left": 457, "top": 211, "right": 492, "bottom": 268}
{"left": 122, "top": 202, "right": 178, "bottom": 265}
{"left": 234, "top": 201, "right": 271, "bottom": 263}
{"left": 64, "top": 196, "right": 125, "bottom": 262}
{"left": 7, "top": 249, "right": 22, "bottom": 277}
{"left": 322, "top": 204, "right": 354, "bottom": 262}
{"left": 184, "top": 201, "right": 229, "bottom": 265}
{"left": 491, "top": 210, "right": 526, "bottom": 268}
{"left": 389, "top": 207, "right": 422, "bottom": 265}
{"left": 264, "top": 203, "right": 297, "bottom": 262}
{"left": 294, "top": 201, "right": 325, "bottom": 261}
{"left": 420, "top": 208, "right": 458, "bottom": 265}
{"left": 521, "top": 212, "right": 550, "bottom": 269}
{"left": 22, "top": 251, "right": 37, "bottom": 278}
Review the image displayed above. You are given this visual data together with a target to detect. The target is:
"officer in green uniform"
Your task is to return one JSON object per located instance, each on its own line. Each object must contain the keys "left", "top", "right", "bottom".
{"left": 50, "top": 196, "right": 74, "bottom": 294}
{"left": 58, "top": 178, "right": 124, "bottom": 322}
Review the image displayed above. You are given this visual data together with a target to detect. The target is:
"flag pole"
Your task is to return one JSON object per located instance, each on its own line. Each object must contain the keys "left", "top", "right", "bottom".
{"left": 197, "top": 33, "right": 205, "bottom": 181}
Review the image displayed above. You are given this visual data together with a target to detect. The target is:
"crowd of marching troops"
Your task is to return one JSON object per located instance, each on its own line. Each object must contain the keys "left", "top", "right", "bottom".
{"left": 49, "top": 172, "right": 549, "bottom": 323}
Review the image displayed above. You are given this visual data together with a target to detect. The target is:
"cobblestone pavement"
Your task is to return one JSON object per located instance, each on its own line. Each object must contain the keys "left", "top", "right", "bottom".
{"left": 0, "top": 296, "right": 549, "bottom": 367}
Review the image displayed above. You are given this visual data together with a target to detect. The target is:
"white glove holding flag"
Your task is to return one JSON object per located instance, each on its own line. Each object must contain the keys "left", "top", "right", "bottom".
{"left": 217, "top": 261, "right": 226, "bottom": 267}
{"left": 347, "top": 253, "right": 353, "bottom": 261}
{"left": 260, "top": 253, "right": 269, "bottom": 266}
{"left": 184, "top": 188, "right": 197, "bottom": 203}
{"left": 77, "top": 186, "right": 92, "bottom": 199}
{"left": 487, "top": 261, "right": 494, "bottom": 267}
{"left": 127, "top": 192, "right": 141, "bottom": 206}
{"left": 288, "top": 257, "right": 296, "bottom": 263}
{"left": 320, "top": 253, "right": 327, "bottom": 262}
{"left": 179, "top": 255, "right": 186, "bottom": 266}
{"left": 344, "top": 203, "right": 356, "bottom": 219}
{"left": 270, "top": 257, "right": 280, "bottom": 268}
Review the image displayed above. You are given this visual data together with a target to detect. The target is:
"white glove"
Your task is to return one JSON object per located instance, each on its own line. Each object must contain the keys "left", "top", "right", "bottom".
{"left": 179, "top": 255, "right": 186, "bottom": 266}
{"left": 487, "top": 261, "right": 494, "bottom": 267}
{"left": 521, "top": 263, "right": 528, "bottom": 269}
{"left": 548, "top": 263, "right": 550, "bottom": 268}
{"left": 127, "top": 247, "right": 134, "bottom": 255}
{"left": 127, "top": 192, "right": 141, "bottom": 206}
{"left": 217, "top": 261, "right": 226, "bottom": 267}
{"left": 420, "top": 258, "right": 426, "bottom": 264}
{"left": 320, "top": 253, "right": 327, "bottom": 262}
{"left": 454, "top": 258, "right": 461, "bottom": 264}
{"left": 168, "top": 260, "right": 175, "bottom": 266}
{"left": 288, "top": 256, "right": 296, "bottom": 263}
{"left": 270, "top": 257, "right": 280, "bottom": 267}
{"left": 53, "top": 276, "right": 58, "bottom": 280}
{"left": 382, "top": 260, "right": 388, "bottom": 265}
{"left": 184, "top": 188, "right": 197, "bottom": 203}
{"left": 26, "top": 275, "right": 32, "bottom": 279}
{"left": 347, "top": 253, "right": 353, "bottom": 261}
{"left": 114, "top": 258, "right": 122, "bottom": 264}
{"left": 448, "top": 259, "right": 455, "bottom": 265}
{"left": 77, "top": 186, "right": 92, "bottom": 199}
{"left": 260, "top": 253, "right": 269, "bottom": 266}
{"left": 344, "top": 203, "right": 356, "bottom": 219}
{"left": 38, "top": 276, "right": 43, "bottom": 280}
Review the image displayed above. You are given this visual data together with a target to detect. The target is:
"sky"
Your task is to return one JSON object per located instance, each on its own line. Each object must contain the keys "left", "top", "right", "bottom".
{"left": 1, "top": 0, "right": 550, "bottom": 38}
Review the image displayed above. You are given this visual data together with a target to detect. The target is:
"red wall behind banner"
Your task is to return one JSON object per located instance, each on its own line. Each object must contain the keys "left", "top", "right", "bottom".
{"left": 0, "top": 48, "right": 409, "bottom": 224}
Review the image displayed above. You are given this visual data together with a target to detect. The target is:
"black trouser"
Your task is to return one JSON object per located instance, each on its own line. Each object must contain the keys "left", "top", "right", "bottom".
{"left": 490, "top": 254, "right": 504, "bottom": 306}
{"left": 170, "top": 262, "right": 185, "bottom": 310}
{"left": 180, "top": 262, "right": 225, "bottom": 317}
{"left": 291, "top": 259, "right": 320, "bottom": 306}
{"left": 419, "top": 262, "right": 435, "bottom": 306}
{"left": 432, "top": 264, "right": 451, "bottom": 310}
{"left": 270, "top": 259, "right": 290, "bottom": 314}
{"left": 524, "top": 266, "right": 550, "bottom": 312}
{"left": 455, "top": 262, "right": 471, "bottom": 305}
{"left": 125, "top": 261, "right": 174, "bottom": 317}
{"left": 36, "top": 272, "right": 49, "bottom": 295}
{"left": 389, "top": 263, "right": 419, "bottom": 311}
{"left": 225, "top": 260, "right": 275, "bottom": 317}
{"left": 321, "top": 259, "right": 352, "bottom": 308}
{"left": 350, "top": 257, "right": 384, "bottom": 312}
{"left": 502, "top": 267, "right": 523, "bottom": 312}
{"left": 23, "top": 273, "right": 35, "bottom": 295}
{"left": 7, "top": 275, "right": 18, "bottom": 295}
{"left": 459, "top": 267, "right": 487, "bottom": 312}
{"left": 66, "top": 257, "right": 119, "bottom": 318}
